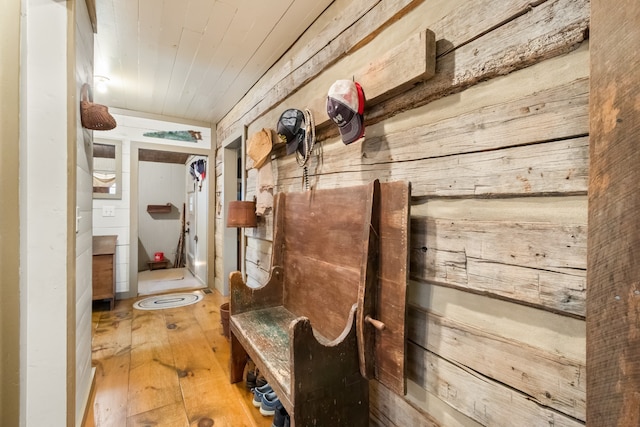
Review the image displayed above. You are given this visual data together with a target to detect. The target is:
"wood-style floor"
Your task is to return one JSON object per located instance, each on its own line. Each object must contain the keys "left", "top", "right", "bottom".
{"left": 85, "top": 289, "right": 273, "bottom": 427}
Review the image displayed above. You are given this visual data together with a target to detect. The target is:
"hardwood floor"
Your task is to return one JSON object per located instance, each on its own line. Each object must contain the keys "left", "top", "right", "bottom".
{"left": 85, "top": 290, "right": 273, "bottom": 427}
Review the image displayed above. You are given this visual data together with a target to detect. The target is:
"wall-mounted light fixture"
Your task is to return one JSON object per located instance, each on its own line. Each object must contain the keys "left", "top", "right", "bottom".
{"left": 94, "top": 75, "right": 110, "bottom": 93}
{"left": 226, "top": 200, "right": 258, "bottom": 228}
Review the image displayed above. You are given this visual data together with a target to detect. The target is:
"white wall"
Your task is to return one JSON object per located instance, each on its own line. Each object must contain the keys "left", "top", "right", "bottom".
{"left": 92, "top": 137, "right": 130, "bottom": 293}
{"left": 19, "top": 0, "right": 93, "bottom": 425}
{"left": 137, "top": 161, "right": 186, "bottom": 270}
{"left": 93, "top": 113, "right": 211, "bottom": 294}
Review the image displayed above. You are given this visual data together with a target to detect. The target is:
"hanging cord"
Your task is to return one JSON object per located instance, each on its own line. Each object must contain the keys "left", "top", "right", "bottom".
{"left": 296, "top": 109, "right": 316, "bottom": 190}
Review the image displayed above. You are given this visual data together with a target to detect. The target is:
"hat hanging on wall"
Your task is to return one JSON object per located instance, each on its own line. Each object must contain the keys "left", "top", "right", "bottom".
{"left": 326, "top": 79, "right": 365, "bottom": 145}
{"left": 247, "top": 128, "right": 272, "bottom": 169}
{"left": 276, "top": 108, "right": 306, "bottom": 155}
{"left": 80, "top": 83, "right": 117, "bottom": 131}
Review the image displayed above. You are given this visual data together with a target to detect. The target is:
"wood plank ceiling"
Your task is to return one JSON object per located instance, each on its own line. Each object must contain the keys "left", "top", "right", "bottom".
{"left": 93, "top": 0, "right": 333, "bottom": 125}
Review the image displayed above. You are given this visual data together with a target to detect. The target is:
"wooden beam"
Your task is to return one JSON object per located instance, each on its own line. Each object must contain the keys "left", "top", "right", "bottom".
{"left": 587, "top": 0, "right": 640, "bottom": 425}
{"left": 276, "top": 137, "right": 589, "bottom": 197}
{"left": 411, "top": 218, "right": 587, "bottom": 317}
{"left": 406, "top": 342, "right": 584, "bottom": 426}
{"left": 370, "top": 381, "right": 441, "bottom": 427}
{"left": 408, "top": 306, "right": 585, "bottom": 420}
{"left": 85, "top": 0, "right": 97, "bottom": 33}
{"left": 138, "top": 148, "right": 190, "bottom": 164}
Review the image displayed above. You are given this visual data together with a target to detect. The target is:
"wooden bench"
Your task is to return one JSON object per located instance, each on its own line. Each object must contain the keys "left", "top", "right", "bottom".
{"left": 229, "top": 180, "right": 410, "bottom": 426}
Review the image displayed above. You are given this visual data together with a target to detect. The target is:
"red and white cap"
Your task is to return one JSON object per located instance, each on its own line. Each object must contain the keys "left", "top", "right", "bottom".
{"left": 326, "top": 80, "right": 365, "bottom": 145}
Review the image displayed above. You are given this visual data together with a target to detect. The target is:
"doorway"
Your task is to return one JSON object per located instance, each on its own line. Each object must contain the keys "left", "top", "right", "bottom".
{"left": 129, "top": 143, "right": 211, "bottom": 297}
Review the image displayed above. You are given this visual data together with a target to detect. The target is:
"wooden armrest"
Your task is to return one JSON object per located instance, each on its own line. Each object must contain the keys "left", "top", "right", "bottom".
{"left": 229, "top": 266, "right": 284, "bottom": 315}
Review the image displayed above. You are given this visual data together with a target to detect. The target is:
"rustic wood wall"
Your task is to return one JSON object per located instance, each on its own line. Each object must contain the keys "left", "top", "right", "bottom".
{"left": 215, "top": 0, "right": 590, "bottom": 425}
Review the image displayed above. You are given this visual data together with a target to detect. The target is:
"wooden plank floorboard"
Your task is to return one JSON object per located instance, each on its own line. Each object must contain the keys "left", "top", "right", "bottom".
{"left": 128, "top": 309, "right": 183, "bottom": 418}
{"left": 87, "top": 291, "right": 272, "bottom": 427}
{"left": 127, "top": 402, "right": 189, "bottom": 427}
{"left": 91, "top": 301, "right": 133, "bottom": 426}
{"left": 196, "top": 291, "right": 272, "bottom": 427}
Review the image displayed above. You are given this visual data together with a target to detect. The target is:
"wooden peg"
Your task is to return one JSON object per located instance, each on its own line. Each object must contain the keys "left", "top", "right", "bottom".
{"left": 365, "top": 315, "right": 386, "bottom": 331}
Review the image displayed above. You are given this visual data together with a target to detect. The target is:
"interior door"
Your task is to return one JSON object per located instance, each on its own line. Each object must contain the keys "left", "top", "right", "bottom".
{"left": 186, "top": 190, "right": 197, "bottom": 274}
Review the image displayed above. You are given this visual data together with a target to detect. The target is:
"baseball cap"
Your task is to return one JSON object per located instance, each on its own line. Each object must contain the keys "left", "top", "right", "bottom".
{"left": 276, "top": 109, "right": 306, "bottom": 155}
{"left": 326, "top": 80, "right": 365, "bottom": 144}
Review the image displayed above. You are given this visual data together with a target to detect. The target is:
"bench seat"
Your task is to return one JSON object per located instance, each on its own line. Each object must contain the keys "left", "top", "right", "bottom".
{"left": 230, "top": 306, "right": 295, "bottom": 397}
{"left": 228, "top": 180, "right": 410, "bottom": 426}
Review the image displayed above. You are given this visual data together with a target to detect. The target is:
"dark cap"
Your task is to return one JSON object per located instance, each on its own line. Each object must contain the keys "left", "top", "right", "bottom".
{"left": 276, "top": 109, "right": 306, "bottom": 155}
{"left": 326, "top": 80, "right": 365, "bottom": 145}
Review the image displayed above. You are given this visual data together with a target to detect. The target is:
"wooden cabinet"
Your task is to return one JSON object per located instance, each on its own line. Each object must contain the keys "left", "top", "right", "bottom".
{"left": 93, "top": 235, "right": 117, "bottom": 310}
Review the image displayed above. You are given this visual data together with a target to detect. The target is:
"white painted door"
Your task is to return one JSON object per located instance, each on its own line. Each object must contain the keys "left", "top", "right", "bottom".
{"left": 186, "top": 190, "right": 197, "bottom": 274}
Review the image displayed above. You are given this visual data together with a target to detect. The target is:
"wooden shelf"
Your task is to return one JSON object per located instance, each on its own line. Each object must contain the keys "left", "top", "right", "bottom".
{"left": 147, "top": 203, "right": 172, "bottom": 213}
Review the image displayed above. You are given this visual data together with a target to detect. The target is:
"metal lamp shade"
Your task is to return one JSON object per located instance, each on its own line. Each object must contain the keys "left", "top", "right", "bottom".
{"left": 226, "top": 200, "right": 258, "bottom": 228}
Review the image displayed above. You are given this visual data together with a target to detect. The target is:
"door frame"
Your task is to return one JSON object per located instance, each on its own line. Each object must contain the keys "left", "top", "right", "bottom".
{"left": 186, "top": 188, "right": 197, "bottom": 274}
{"left": 127, "top": 141, "right": 211, "bottom": 298}
{"left": 219, "top": 128, "right": 247, "bottom": 296}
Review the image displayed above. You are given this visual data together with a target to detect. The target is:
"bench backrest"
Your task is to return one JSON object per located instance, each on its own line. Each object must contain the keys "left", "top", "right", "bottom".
{"left": 271, "top": 181, "right": 378, "bottom": 341}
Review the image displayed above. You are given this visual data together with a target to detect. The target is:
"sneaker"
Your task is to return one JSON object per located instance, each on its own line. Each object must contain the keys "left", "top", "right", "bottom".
{"left": 260, "top": 391, "right": 280, "bottom": 416}
{"left": 252, "top": 383, "right": 272, "bottom": 408}
{"left": 271, "top": 402, "right": 288, "bottom": 427}
{"left": 246, "top": 366, "right": 258, "bottom": 389}
{"left": 255, "top": 374, "right": 268, "bottom": 388}
{"left": 246, "top": 372, "right": 256, "bottom": 389}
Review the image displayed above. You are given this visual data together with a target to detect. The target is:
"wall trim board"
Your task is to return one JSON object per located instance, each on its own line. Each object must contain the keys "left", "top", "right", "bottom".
{"left": 0, "top": 0, "right": 22, "bottom": 424}
{"left": 67, "top": 1, "right": 78, "bottom": 424}
{"left": 109, "top": 107, "right": 212, "bottom": 129}
{"left": 216, "top": 130, "right": 245, "bottom": 296}
{"left": 587, "top": 0, "right": 640, "bottom": 424}
{"left": 84, "top": 0, "right": 96, "bottom": 33}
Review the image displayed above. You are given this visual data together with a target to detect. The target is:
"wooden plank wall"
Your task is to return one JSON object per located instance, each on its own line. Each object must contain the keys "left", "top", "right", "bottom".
{"left": 215, "top": 0, "right": 590, "bottom": 425}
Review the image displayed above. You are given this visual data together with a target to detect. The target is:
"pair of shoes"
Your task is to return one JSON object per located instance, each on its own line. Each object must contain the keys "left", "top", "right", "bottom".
{"left": 260, "top": 391, "right": 280, "bottom": 416}
{"left": 271, "top": 402, "right": 290, "bottom": 427}
{"left": 252, "top": 383, "right": 272, "bottom": 408}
